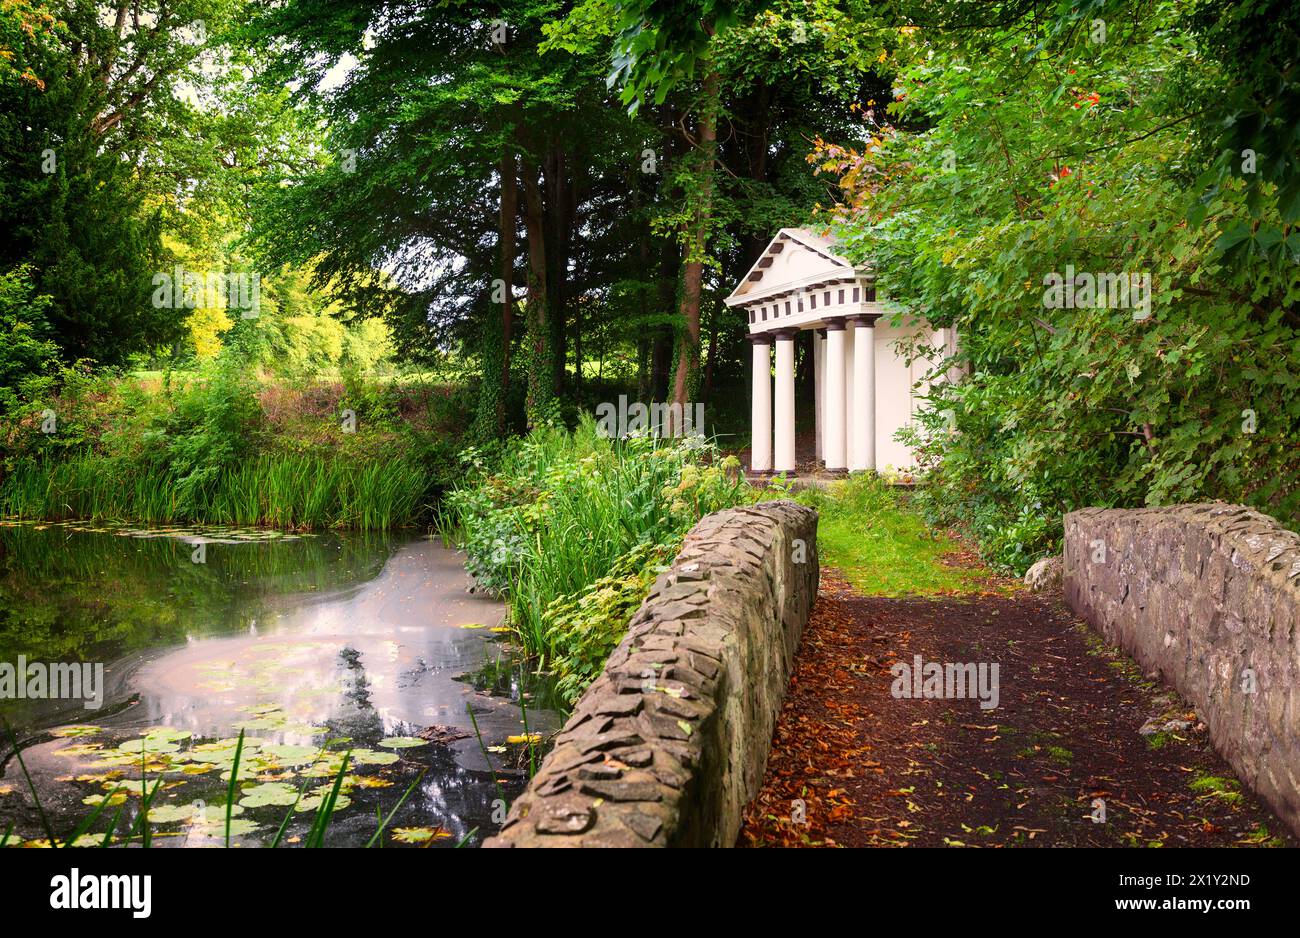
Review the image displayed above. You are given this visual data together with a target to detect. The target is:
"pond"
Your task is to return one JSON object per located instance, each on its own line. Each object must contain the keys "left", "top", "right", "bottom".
{"left": 0, "top": 520, "right": 559, "bottom": 848}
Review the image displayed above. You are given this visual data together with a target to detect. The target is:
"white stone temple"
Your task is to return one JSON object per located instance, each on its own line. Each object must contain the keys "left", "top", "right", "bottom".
{"left": 723, "top": 228, "right": 957, "bottom": 475}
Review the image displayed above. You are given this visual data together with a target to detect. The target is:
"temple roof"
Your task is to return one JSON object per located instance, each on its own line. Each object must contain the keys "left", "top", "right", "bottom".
{"left": 724, "top": 228, "right": 868, "bottom": 307}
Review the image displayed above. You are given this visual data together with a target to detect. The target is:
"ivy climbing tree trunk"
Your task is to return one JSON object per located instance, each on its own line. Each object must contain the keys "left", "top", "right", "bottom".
{"left": 497, "top": 151, "right": 518, "bottom": 433}
{"left": 521, "top": 156, "right": 553, "bottom": 425}
{"left": 472, "top": 150, "right": 519, "bottom": 441}
{"left": 670, "top": 66, "right": 720, "bottom": 435}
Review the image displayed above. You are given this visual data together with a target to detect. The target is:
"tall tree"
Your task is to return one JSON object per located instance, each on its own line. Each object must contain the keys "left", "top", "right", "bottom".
{"left": 1, "top": 0, "right": 246, "bottom": 364}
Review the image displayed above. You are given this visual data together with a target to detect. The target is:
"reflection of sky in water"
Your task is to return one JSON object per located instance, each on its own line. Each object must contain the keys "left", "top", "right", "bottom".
{"left": 133, "top": 540, "right": 536, "bottom": 745}
{"left": 0, "top": 528, "right": 557, "bottom": 847}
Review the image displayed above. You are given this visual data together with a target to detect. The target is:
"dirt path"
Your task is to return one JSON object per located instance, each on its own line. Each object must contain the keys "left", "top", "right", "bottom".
{"left": 740, "top": 572, "right": 1293, "bottom": 848}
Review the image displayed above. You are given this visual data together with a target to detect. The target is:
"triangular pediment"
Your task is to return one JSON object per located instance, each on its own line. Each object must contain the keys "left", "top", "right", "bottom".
{"left": 726, "top": 228, "right": 857, "bottom": 302}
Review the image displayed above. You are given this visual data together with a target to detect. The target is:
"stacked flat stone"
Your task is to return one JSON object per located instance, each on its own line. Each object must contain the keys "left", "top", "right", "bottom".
{"left": 484, "top": 500, "right": 819, "bottom": 848}
{"left": 1064, "top": 503, "right": 1300, "bottom": 837}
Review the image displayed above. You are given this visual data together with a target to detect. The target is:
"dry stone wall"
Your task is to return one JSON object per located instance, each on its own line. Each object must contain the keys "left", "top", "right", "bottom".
{"left": 484, "top": 500, "right": 818, "bottom": 848}
{"left": 1064, "top": 504, "right": 1300, "bottom": 836}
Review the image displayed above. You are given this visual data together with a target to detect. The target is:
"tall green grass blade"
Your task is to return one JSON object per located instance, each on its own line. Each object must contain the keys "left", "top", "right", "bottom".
{"left": 364, "top": 769, "right": 427, "bottom": 848}
{"left": 65, "top": 781, "right": 125, "bottom": 847}
{"left": 100, "top": 801, "right": 127, "bottom": 847}
{"left": 466, "top": 703, "right": 506, "bottom": 806}
{"left": 225, "top": 730, "right": 246, "bottom": 847}
{"left": 269, "top": 789, "right": 304, "bottom": 848}
{"left": 520, "top": 690, "right": 536, "bottom": 778}
{"left": 304, "top": 751, "right": 351, "bottom": 848}
{"left": 3, "top": 721, "right": 56, "bottom": 846}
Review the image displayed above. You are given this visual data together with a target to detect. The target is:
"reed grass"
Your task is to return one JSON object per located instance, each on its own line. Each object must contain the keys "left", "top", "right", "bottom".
{"left": 0, "top": 451, "right": 428, "bottom": 531}
{"left": 444, "top": 417, "right": 748, "bottom": 669}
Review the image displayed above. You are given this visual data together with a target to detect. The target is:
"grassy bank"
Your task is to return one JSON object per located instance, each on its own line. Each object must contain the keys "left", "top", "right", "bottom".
{"left": 1, "top": 354, "right": 468, "bottom": 531}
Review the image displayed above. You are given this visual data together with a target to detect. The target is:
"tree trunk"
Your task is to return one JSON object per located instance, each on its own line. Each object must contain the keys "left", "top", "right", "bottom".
{"left": 702, "top": 299, "right": 719, "bottom": 404}
{"left": 670, "top": 66, "right": 721, "bottom": 434}
{"left": 497, "top": 151, "right": 517, "bottom": 433}
{"left": 635, "top": 176, "right": 652, "bottom": 401}
{"left": 653, "top": 236, "right": 677, "bottom": 402}
{"left": 521, "top": 157, "right": 552, "bottom": 423}
{"left": 543, "top": 148, "right": 568, "bottom": 396}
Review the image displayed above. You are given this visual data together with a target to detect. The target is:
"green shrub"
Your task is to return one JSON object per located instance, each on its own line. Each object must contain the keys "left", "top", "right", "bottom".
{"left": 160, "top": 354, "right": 265, "bottom": 507}
{"left": 443, "top": 416, "right": 747, "bottom": 698}
{"left": 0, "top": 266, "right": 61, "bottom": 414}
{"left": 543, "top": 540, "right": 678, "bottom": 704}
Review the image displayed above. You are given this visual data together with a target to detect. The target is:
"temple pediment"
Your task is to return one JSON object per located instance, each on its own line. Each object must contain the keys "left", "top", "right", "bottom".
{"left": 726, "top": 228, "right": 876, "bottom": 334}
{"left": 726, "top": 228, "right": 864, "bottom": 304}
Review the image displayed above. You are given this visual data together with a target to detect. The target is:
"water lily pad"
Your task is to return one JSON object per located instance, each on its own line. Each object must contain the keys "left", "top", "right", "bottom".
{"left": 117, "top": 738, "right": 179, "bottom": 755}
{"left": 142, "top": 803, "right": 197, "bottom": 823}
{"left": 238, "top": 782, "right": 299, "bottom": 808}
{"left": 141, "top": 727, "right": 192, "bottom": 742}
{"left": 350, "top": 776, "right": 395, "bottom": 789}
{"left": 89, "top": 751, "right": 145, "bottom": 768}
{"left": 232, "top": 717, "right": 282, "bottom": 731}
{"left": 190, "top": 817, "right": 259, "bottom": 838}
{"left": 29, "top": 833, "right": 103, "bottom": 848}
{"left": 190, "top": 804, "right": 244, "bottom": 823}
{"left": 82, "top": 792, "right": 127, "bottom": 807}
{"left": 350, "top": 749, "right": 399, "bottom": 766}
{"left": 53, "top": 743, "right": 104, "bottom": 758}
{"left": 301, "top": 761, "right": 344, "bottom": 778}
{"left": 192, "top": 737, "right": 262, "bottom": 755}
{"left": 50, "top": 725, "right": 101, "bottom": 738}
{"left": 295, "top": 793, "right": 352, "bottom": 813}
{"left": 107, "top": 778, "right": 176, "bottom": 797}
{"left": 377, "top": 737, "right": 428, "bottom": 749}
{"left": 392, "top": 826, "right": 452, "bottom": 843}
{"left": 237, "top": 703, "right": 283, "bottom": 715}
{"left": 260, "top": 744, "right": 320, "bottom": 765}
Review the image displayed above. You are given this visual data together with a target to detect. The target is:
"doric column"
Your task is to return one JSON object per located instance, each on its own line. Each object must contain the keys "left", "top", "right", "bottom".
{"left": 843, "top": 324, "right": 855, "bottom": 467}
{"left": 749, "top": 334, "right": 773, "bottom": 473}
{"left": 813, "top": 329, "right": 825, "bottom": 465}
{"left": 773, "top": 328, "right": 797, "bottom": 473}
{"left": 849, "top": 314, "right": 880, "bottom": 472}
{"left": 822, "top": 319, "right": 847, "bottom": 471}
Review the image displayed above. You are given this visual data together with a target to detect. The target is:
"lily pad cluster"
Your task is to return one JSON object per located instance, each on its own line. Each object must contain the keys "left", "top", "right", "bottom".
{"left": 25, "top": 711, "right": 440, "bottom": 846}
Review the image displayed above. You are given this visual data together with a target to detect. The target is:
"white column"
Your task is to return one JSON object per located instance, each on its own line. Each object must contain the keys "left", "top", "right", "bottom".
{"left": 823, "top": 321, "right": 847, "bottom": 471}
{"left": 773, "top": 330, "right": 796, "bottom": 473}
{"left": 750, "top": 335, "right": 772, "bottom": 473}
{"left": 850, "top": 316, "right": 877, "bottom": 472}
{"left": 843, "top": 325, "right": 856, "bottom": 467}
{"left": 813, "top": 330, "right": 824, "bottom": 465}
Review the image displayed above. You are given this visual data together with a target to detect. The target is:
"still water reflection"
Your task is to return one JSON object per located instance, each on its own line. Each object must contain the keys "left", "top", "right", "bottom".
{"left": 0, "top": 521, "right": 557, "bottom": 847}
